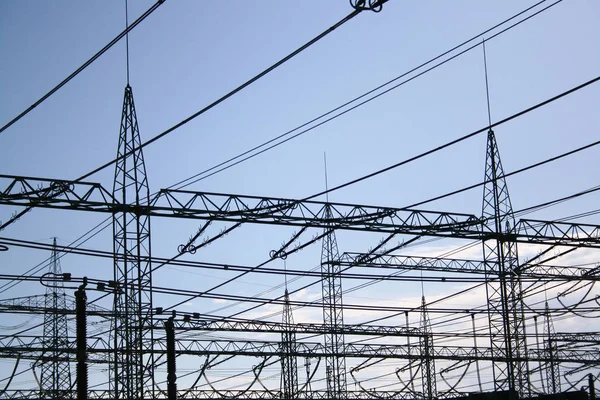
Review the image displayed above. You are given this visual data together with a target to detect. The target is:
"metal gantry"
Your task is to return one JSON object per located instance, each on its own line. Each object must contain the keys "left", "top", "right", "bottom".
{"left": 2, "top": 175, "right": 600, "bottom": 248}
{"left": 1, "top": 129, "right": 600, "bottom": 398}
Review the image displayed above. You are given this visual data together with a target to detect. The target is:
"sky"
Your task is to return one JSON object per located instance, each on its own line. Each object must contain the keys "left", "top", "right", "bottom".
{"left": 0, "top": 0, "right": 599, "bottom": 394}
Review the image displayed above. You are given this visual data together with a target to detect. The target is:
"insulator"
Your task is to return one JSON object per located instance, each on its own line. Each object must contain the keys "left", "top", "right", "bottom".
{"left": 166, "top": 318, "right": 177, "bottom": 400}
{"left": 75, "top": 288, "right": 88, "bottom": 400}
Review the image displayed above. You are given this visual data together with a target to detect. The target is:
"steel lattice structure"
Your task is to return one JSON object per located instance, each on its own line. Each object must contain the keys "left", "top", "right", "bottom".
{"left": 1, "top": 90, "right": 600, "bottom": 399}
{"left": 481, "top": 129, "right": 529, "bottom": 397}
{"left": 40, "top": 238, "right": 72, "bottom": 398}
{"left": 320, "top": 205, "right": 347, "bottom": 399}
{"left": 111, "top": 84, "right": 154, "bottom": 399}
{"left": 544, "top": 301, "right": 560, "bottom": 394}
{"left": 1, "top": 168, "right": 600, "bottom": 396}
{"left": 420, "top": 296, "right": 436, "bottom": 400}
{"left": 2, "top": 175, "right": 600, "bottom": 248}
{"left": 1, "top": 0, "right": 599, "bottom": 397}
{"left": 281, "top": 288, "right": 299, "bottom": 399}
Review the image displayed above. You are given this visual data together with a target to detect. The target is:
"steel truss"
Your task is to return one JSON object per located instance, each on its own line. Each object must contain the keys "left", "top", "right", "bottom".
{"left": 1, "top": 135, "right": 600, "bottom": 398}
{"left": 2, "top": 336, "right": 598, "bottom": 364}
{"left": 0, "top": 389, "right": 470, "bottom": 400}
{"left": 339, "top": 252, "right": 600, "bottom": 280}
{"left": 420, "top": 296, "right": 436, "bottom": 400}
{"left": 2, "top": 175, "right": 600, "bottom": 247}
{"left": 0, "top": 294, "right": 110, "bottom": 315}
{"left": 544, "top": 302, "right": 560, "bottom": 394}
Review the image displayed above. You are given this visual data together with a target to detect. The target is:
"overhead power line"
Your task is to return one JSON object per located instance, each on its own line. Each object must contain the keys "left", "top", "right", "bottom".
{"left": 0, "top": 2, "right": 381, "bottom": 238}
{"left": 1, "top": 75, "right": 598, "bottom": 300}
{"left": 167, "top": 0, "right": 563, "bottom": 191}
{"left": 0, "top": 0, "right": 165, "bottom": 135}
{"left": 306, "top": 74, "right": 600, "bottom": 202}
{"left": 0, "top": 0, "right": 567, "bottom": 289}
{"left": 76, "top": 3, "right": 386, "bottom": 182}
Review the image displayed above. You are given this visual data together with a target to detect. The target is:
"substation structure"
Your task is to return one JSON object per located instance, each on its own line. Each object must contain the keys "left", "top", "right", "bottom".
{"left": 0, "top": 85, "right": 599, "bottom": 399}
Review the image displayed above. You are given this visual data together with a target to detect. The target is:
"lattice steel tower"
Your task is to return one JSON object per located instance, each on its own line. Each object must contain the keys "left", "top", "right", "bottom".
{"left": 481, "top": 129, "right": 529, "bottom": 397}
{"left": 281, "top": 286, "right": 298, "bottom": 399}
{"left": 40, "top": 237, "right": 72, "bottom": 398}
{"left": 112, "top": 84, "right": 154, "bottom": 399}
{"left": 321, "top": 205, "right": 347, "bottom": 399}
{"left": 419, "top": 295, "right": 436, "bottom": 400}
{"left": 544, "top": 301, "right": 560, "bottom": 393}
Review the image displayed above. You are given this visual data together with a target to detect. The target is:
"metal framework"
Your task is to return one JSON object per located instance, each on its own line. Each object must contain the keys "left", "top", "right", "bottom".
{"left": 3, "top": 176, "right": 600, "bottom": 251}
{"left": 1, "top": 134, "right": 600, "bottom": 397}
{"left": 2, "top": 335, "right": 598, "bottom": 365}
{"left": 419, "top": 296, "right": 436, "bottom": 400}
{"left": 321, "top": 205, "right": 347, "bottom": 399}
{"left": 544, "top": 301, "right": 561, "bottom": 394}
{"left": 281, "top": 288, "right": 299, "bottom": 399}
{"left": 3, "top": 175, "right": 600, "bottom": 247}
{"left": 338, "top": 252, "right": 600, "bottom": 280}
{"left": 40, "top": 238, "right": 72, "bottom": 398}
{"left": 481, "top": 129, "right": 529, "bottom": 397}
{"left": 112, "top": 84, "right": 154, "bottom": 399}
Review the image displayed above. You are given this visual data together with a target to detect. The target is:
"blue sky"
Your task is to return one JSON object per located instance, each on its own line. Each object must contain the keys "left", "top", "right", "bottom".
{"left": 1, "top": 0, "right": 599, "bottom": 393}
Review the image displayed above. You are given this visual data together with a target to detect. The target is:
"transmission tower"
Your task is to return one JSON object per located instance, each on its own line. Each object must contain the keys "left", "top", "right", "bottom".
{"left": 420, "top": 295, "right": 436, "bottom": 400}
{"left": 321, "top": 204, "right": 347, "bottom": 399}
{"left": 40, "top": 237, "right": 72, "bottom": 398}
{"left": 544, "top": 301, "right": 561, "bottom": 393}
{"left": 481, "top": 129, "right": 529, "bottom": 397}
{"left": 112, "top": 84, "right": 154, "bottom": 399}
{"left": 281, "top": 286, "right": 299, "bottom": 399}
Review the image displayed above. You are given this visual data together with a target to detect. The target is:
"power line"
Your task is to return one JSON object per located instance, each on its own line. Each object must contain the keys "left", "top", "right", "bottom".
{"left": 0, "top": 2, "right": 577, "bottom": 294}
{"left": 148, "top": 75, "right": 600, "bottom": 316}
{"left": 0, "top": 2, "right": 382, "bottom": 287}
{"left": 0, "top": 0, "right": 165, "bottom": 135}
{"left": 75, "top": 4, "right": 381, "bottom": 183}
{"left": 306, "top": 74, "right": 600, "bottom": 201}
{"left": 166, "top": 0, "right": 563, "bottom": 191}
{"left": 405, "top": 139, "right": 600, "bottom": 211}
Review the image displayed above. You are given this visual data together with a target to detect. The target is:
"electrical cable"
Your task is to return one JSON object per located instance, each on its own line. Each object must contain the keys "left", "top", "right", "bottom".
{"left": 3, "top": 6, "right": 593, "bottom": 303}
{"left": 306, "top": 74, "right": 600, "bottom": 202}
{"left": 2, "top": 184, "right": 597, "bottom": 320}
{"left": 75, "top": 4, "right": 379, "bottom": 183}
{"left": 2, "top": 8, "right": 596, "bottom": 390}
{"left": 0, "top": 1, "right": 384, "bottom": 293}
{"left": 0, "top": 0, "right": 165, "bottom": 135}
{"left": 0, "top": 218, "right": 112, "bottom": 295}
{"left": 166, "top": 0, "right": 563, "bottom": 191}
